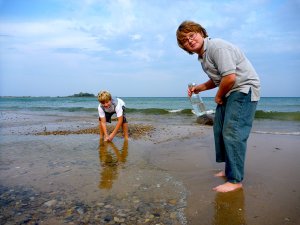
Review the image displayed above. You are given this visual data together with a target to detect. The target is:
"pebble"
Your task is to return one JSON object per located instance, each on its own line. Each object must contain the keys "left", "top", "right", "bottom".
{"left": 43, "top": 199, "right": 57, "bottom": 207}
{"left": 34, "top": 124, "right": 155, "bottom": 139}
{"left": 0, "top": 184, "right": 185, "bottom": 225}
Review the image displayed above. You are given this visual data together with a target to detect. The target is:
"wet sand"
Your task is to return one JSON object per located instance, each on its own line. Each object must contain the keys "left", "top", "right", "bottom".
{"left": 148, "top": 128, "right": 300, "bottom": 225}
{"left": 0, "top": 111, "right": 300, "bottom": 224}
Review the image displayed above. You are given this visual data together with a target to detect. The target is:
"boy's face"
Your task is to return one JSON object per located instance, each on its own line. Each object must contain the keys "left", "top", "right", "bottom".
{"left": 182, "top": 32, "right": 204, "bottom": 53}
{"left": 101, "top": 100, "right": 112, "bottom": 108}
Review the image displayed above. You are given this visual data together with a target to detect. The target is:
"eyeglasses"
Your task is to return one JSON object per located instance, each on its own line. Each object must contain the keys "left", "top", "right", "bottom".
{"left": 182, "top": 32, "right": 197, "bottom": 47}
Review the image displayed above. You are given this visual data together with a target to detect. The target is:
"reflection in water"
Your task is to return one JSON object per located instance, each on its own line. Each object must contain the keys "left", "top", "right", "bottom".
{"left": 213, "top": 189, "right": 246, "bottom": 225}
{"left": 98, "top": 139, "right": 128, "bottom": 189}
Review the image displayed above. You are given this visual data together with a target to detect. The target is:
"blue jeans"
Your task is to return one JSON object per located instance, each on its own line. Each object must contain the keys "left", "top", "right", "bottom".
{"left": 213, "top": 90, "right": 257, "bottom": 183}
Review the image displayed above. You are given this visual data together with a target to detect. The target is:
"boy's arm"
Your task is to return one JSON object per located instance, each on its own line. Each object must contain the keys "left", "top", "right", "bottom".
{"left": 99, "top": 117, "right": 109, "bottom": 140}
{"left": 198, "top": 79, "right": 216, "bottom": 92}
{"left": 108, "top": 116, "right": 123, "bottom": 141}
{"left": 189, "top": 79, "right": 216, "bottom": 97}
{"left": 215, "top": 73, "right": 236, "bottom": 104}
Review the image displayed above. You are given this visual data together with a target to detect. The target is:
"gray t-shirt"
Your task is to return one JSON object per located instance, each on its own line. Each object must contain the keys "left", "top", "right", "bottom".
{"left": 198, "top": 37, "right": 260, "bottom": 101}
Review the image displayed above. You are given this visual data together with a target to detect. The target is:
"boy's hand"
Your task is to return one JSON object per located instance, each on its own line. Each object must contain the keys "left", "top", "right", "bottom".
{"left": 188, "top": 86, "right": 200, "bottom": 97}
{"left": 104, "top": 135, "right": 110, "bottom": 142}
{"left": 187, "top": 87, "right": 193, "bottom": 97}
{"left": 188, "top": 86, "right": 198, "bottom": 97}
{"left": 215, "top": 95, "right": 223, "bottom": 105}
{"left": 105, "top": 134, "right": 114, "bottom": 142}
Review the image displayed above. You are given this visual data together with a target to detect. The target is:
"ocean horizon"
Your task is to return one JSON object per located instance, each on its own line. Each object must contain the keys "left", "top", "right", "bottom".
{"left": 0, "top": 96, "right": 299, "bottom": 122}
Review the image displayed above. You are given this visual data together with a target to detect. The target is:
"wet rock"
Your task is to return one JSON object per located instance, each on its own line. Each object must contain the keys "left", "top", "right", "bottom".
{"left": 64, "top": 215, "right": 74, "bottom": 223}
{"left": 75, "top": 207, "right": 85, "bottom": 215}
{"left": 168, "top": 199, "right": 177, "bottom": 205}
{"left": 170, "top": 212, "right": 177, "bottom": 219}
{"left": 196, "top": 113, "right": 214, "bottom": 125}
{"left": 114, "top": 216, "right": 125, "bottom": 222}
{"left": 96, "top": 202, "right": 105, "bottom": 207}
{"left": 153, "top": 212, "right": 160, "bottom": 217}
{"left": 0, "top": 184, "right": 185, "bottom": 225}
{"left": 21, "top": 215, "right": 33, "bottom": 224}
{"left": 43, "top": 199, "right": 57, "bottom": 207}
{"left": 103, "top": 214, "right": 113, "bottom": 222}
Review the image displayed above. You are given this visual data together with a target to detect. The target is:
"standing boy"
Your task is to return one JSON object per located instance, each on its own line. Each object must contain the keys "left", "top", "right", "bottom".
{"left": 97, "top": 90, "right": 128, "bottom": 141}
{"left": 176, "top": 21, "right": 260, "bottom": 192}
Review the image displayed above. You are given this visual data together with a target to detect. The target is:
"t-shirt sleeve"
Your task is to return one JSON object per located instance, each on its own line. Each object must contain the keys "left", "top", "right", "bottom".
{"left": 98, "top": 105, "right": 105, "bottom": 118}
{"left": 213, "top": 48, "right": 236, "bottom": 76}
{"left": 115, "top": 98, "right": 125, "bottom": 117}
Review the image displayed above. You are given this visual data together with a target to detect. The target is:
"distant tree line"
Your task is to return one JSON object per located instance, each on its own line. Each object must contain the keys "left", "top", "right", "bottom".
{"left": 69, "top": 92, "right": 95, "bottom": 97}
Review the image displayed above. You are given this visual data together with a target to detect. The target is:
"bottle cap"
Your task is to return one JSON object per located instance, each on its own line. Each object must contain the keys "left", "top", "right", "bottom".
{"left": 188, "top": 83, "right": 196, "bottom": 89}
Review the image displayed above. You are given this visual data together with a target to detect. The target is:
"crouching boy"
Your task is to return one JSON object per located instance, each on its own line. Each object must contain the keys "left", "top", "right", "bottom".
{"left": 97, "top": 90, "right": 128, "bottom": 141}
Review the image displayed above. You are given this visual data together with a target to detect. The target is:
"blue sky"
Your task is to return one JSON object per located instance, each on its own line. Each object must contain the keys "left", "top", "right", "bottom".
{"left": 0, "top": 0, "right": 299, "bottom": 97}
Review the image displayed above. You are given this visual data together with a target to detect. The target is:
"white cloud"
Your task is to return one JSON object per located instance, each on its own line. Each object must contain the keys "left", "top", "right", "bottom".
{"left": 116, "top": 49, "right": 151, "bottom": 61}
{"left": 155, "top": 34, "right": 165, "bottom": 44}
{"left": 130, "top": 34, "right": 142, "bottom": 41}
{"left": 0, "top": 20, "right": 109, "bottom": 54}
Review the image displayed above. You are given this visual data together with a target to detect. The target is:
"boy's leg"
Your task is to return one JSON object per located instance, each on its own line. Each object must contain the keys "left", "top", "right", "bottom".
{"left": 213, "top": 102, "right": 227, "bottom": 177}
{"left": 213, "top": 103, "right": 226, "bottom": 163}
{"left": 122, "top": 123, "right": 129, "bottom": 140}
{"left": 214, "top": 91, "right": 257, "bottom": 192}
{"left": 122, "top": 107, "right": 129, "bottom": 140}
{"left": 223, "top": 91, "right": 257, "bottom": 183}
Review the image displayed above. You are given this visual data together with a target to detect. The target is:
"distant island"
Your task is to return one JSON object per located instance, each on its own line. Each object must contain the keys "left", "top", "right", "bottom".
{"left": 68, "top": 92, "right": 95, "bottom": 97}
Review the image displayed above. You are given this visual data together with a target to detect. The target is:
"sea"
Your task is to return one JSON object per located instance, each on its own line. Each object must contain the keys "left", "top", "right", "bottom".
{"left": 0, "top": 96, "right": 300, "bottom": 134}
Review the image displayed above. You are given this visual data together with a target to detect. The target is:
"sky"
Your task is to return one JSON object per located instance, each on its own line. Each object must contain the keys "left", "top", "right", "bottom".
{"left": 0, "top": 0, "right": 299, "bottom": 97}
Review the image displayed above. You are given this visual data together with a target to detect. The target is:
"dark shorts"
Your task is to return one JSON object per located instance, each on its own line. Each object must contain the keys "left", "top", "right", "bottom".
{"left": 99, "top": 106, "right": 127, "bottom": 124}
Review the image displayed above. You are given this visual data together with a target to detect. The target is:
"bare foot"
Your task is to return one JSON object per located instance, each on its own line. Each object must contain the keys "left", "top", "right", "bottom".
{"left": 214, "top": 170, "right": 226, "bottom": 177}
{"left": 213, "top": 182, "right": 243, "bottom": 193}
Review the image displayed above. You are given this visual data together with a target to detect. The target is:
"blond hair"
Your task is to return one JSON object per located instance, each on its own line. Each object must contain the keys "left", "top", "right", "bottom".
{"left": 176, "top": 20, "right": 208, "bottom": 54}
{"left": 97, "top": 90, "right": 112, "bottom": 103}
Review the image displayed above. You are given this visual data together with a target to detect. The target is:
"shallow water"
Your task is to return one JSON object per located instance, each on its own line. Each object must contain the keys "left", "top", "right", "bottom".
{"left": 1, "top": 109, "right": 300, "bottom": 225}
{"left": 147, "top": 131, "right": 300, "bottom": 225}
{"left": 0, "top": 131, "right": 188, "bottom": 224}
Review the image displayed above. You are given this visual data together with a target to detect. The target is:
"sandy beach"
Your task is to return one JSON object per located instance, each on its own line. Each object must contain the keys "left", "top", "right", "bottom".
{"left": 0, "top": 111, "right": 300, "bottom": 225}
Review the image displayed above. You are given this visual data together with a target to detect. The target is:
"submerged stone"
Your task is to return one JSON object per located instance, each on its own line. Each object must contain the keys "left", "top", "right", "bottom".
{"left": 196, "top": 113, "right": 215, "bottom": 126}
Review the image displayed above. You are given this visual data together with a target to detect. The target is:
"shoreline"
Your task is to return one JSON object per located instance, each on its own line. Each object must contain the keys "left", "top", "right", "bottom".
{"left": 0, "top": 111, "right": 300, "bottom": 224}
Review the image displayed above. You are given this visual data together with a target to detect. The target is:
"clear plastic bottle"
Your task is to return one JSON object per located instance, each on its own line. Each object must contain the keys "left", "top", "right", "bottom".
{"left": 188, "top": 83, "right": 206, "bottom": 116}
